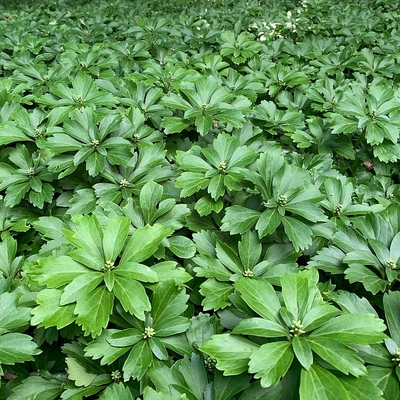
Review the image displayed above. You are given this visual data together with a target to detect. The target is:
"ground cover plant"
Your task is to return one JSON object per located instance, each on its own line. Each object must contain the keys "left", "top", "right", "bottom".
{"left": 1, "top": 0, "right": 400, "bottom": 398}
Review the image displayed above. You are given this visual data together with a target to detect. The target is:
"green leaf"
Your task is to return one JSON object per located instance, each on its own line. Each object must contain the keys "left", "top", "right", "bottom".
{"left": 122, "top": 340, "right": 153, "bottom": 381}
{"left": 292, "top": 337, "right": 313, "bottom": 370}
{"left": 340, "top": 374, "right": 384, "bottom": 400}
{"left": 5, "top": 181, "right": 30, "bottom": 207}
{"left": 66, "top": 188, "right": 97, "bottom": 214}
{"left": 151, "top": 261, "right": 192, "bottom": 285}
{"left": 248, "top": 342, "right": 294, "bottom": 387}
{"left": 255, "top": 209, "right": 281, "bottom": 239}
{"left": 307, "top": 338, "right": 366, "bottom": 376}
{"left": 195, "top": 115, "right": 213, "bottom": 136}
{"left": 64, "top": 214, "right": 104, "bottom": 256}
{"left": 186, "top": 313, "right": 217, "bottom": 350}
{"left": 152, "top": 281, "right": 189, "bottom": 329}
{"left": 233, "top": 318, "right": 288, "bottom": 338}
{"left": 281, "top": 269, "right": 320, "bottom": 321}
{"left": 102, "top": 216, "right": 130, "bottom": 262}
{"left": 175, "top": 172, "right": 209, "bottom": 198}
{"left": 221, "top": 206, "right": 261, "bottom": 235}
{"left": 120, "top": 224, "right": 173, "bottom": 264}
{"left": 60, "top": 273, "right": 103, "bottom": 305}
{"left": 66, "top": 357, "right": 97, "bottom": 387}
{"left": 176, "top": 354, "right": 208, "bottom": 399}
{"left": 373, "top": 142, "right": 400, "bottom": 163}
{"left": 300, "top": 364, "right": 351, "bottom": 400}
{"left": 368, "top": 366, "right": 400, "bottom": 400}
{"left": 0, "top": 236, "right": 19, "bottom": 278}
{"left": 60, "top": 385, "right": 104, "bottom": 399}
{"left": 383, "top": 291, "right": 400, "bottom": 346}
{"left": 0, "top": 332, "right": 41, "bottom": 364}
{"left": 302, "top": 304, "right": 341, "bottom": 332}
{"left": 0, "top": 122, "right": 32, "bottom": 146}
{"left": 31, "top": 289, "right": 76, "bottom": 329}
{"left": 282, "top": 216, "right": 313, "bottom": 251}
{"left": 168, "top": 236, "right": 196, "bottom": 259}
{"left": 201, "top": 334, "right": 259, "bottom": 375}
{"left": 200, "top": 279, "right": 234, "bottom": 311}
{"left": 214, "top": 370, "right": 251, "bottom": 400}
{"left": 114, "top": 262, "right": 158, "bottom": 282}
{"left": 161, "top": 116, "right": 191, "bottom": 134}
{"left": 7, "top": 376, "right": 63, "bottom": 400}
{"left": 140, "top": 181, "right": 163, "bottom": 224}
{"left": 28, "top": 256, "right": 89, "bottom": 288}
{"left": 238, "top": 380, "right": 284, "bottom": 400}
{"left": 235, "top": 278, "right": 281, "bottom": 323}
{"left": 345, "top": 264, "right": 387, "bottom": 295}
{"left": 114, "top": 276, "right": 151, "bottom": 320}
{"left": 208, "top": 174, "right": 225, "bottom": 199}
{"left": 159, "top": 334, "right": 192, "bottom": 357}
{"left": 238, "top": 231, "right": 262, "bottom": 271}
{"left": 309, "top": 314, "right": 387, "bottom": 345}
{"left": 194, "top": 195, "right": 224, "bottom": 216}
{"left": 0, "top": 292, "right": 31, "bottom": 334}
{"left": 149, "top": 337, "right": 168, "bottom": 360}
{"left": 104, "top": 271, "right": 115, "bottom": 291}
{"left": 106, "top": 329, "right": 143, "bottom": 350}
{"left": 84, "top": 329, "right": 131, "bottom": 365}
{"left": 101, "top": 382, "right": 135, "bottom": 400}
{"left": 75, "top": 285, "right": 114, "bottom": 337}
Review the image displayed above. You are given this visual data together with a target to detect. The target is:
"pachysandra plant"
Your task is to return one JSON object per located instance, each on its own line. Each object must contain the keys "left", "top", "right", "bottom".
{"left": 175, "top": 133, "right": 256, "bottom": 216}
{"left": 93, "top": 142, "right": 174, "bottom": 203}
{"left": 192, "top": 230, "right": 297, "bottom": 310}
{"left": 161, "top": 75, "right": 252, "bottom": 136}
{"left": 25, "top": 214, "right": 184, "bottom": 336}
{"left": 201, "top": 269, "right": 387, "bottom": 399}
{"left": 45, "top": 107, "right": 133, "bottom": 178}
{"left": 85, "top": 280, "right": 190, "bottom": 381}
{"left": 309, "top": 205, "right": 400, "bottom": 294}
{"left": 221, "top": 149, "right": 328, "bottom": 251}
{"left": 0, "top": 143, "right": 55, "bottom": 208}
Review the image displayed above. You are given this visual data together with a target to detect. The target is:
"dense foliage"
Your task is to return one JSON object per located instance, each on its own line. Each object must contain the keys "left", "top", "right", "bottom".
{"left": 1, "top": 0, "right": 400, "bottom": 398}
